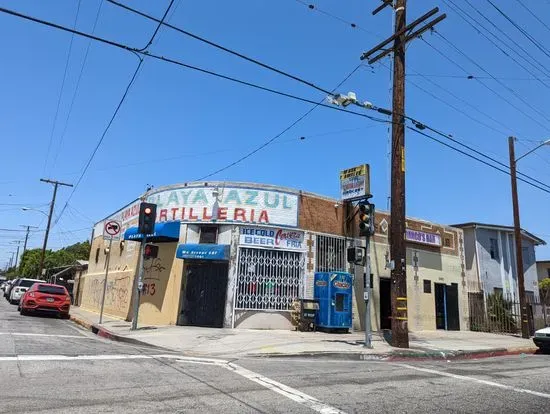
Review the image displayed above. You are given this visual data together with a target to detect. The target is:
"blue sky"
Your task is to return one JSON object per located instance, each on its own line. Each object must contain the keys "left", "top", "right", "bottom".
{"left": 1, "top": 0, "right": 550, "bottom": 267}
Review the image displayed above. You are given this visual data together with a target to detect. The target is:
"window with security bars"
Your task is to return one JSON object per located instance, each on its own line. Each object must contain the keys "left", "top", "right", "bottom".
{"left": 236, "top": 247, "right": 304, "bottom": 311}
{"left": 315, "top": 234, "right": 349, "bottom": 272}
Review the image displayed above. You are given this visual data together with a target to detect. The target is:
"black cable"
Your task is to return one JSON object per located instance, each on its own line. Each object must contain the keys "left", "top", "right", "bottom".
{"left": 425, "top": 34, "right": 550, "bottom": 132}
{"left": 196, "top": 64, "right": 364, "bottom": 181}
{"left": 2, "top": 5, "right": 549, "bottom": 196}
{"left": 106, "top": 0, "right": 334, "bottom": 96}
{"left": 486, "top": 0, "right": 550, "bottom": 60}
{"left": 443, "top": 0, "right": 550, "bottom": 84}
{"left": 43, "top": 0, "right": 82, "bottom": 175}
{"left": 51, "top": 0, "right": 105, "bottom": 172}
{"left": 455, "top": 0, "right": 550, "bottom": 78}
{"left": 408, "top": 127, "right": 550, "bottom": 195}
{"left": 515, "top": 0, "right": 550, "bottom": 34}
{"left": 138, "top": 0, "right": 175, "bottom": 51}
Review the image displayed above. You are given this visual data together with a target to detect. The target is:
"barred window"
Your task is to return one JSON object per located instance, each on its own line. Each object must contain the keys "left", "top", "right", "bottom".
{"left": 235, "top": 247, "right": 304, "bottom": 311}
{"left": 315, "top": 235, "right": 348, "bottom": 273}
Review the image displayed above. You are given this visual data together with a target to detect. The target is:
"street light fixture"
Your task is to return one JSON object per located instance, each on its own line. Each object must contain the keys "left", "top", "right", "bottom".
{"left": 509, "top": 137, "right": 550, "bottom": 339}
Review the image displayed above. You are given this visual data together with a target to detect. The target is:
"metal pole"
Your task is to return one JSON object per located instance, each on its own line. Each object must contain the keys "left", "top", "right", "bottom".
{"left": 14, "top": 242, "right": 20, "bottom": 270}
{"left": 509, "top": 136, "right": 530, "bottom": 338}
{"left": 39, "top": 182, "right": 58, "bottom": 278}
{"left": 364, "top": 232, "right": 373, "bottom": 348}
{"left": 390, "top": 0, "right": 410, "bottom": 348}
{"left": 131, "top": 236, "right": 146, "bottom": 331}
{"left": 99, "top": 237, "right": 113, "bottom": 324}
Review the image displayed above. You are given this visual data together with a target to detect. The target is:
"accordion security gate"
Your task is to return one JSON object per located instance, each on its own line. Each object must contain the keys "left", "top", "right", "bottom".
{"left": 235, "top": 247, "right": 305, "bottom": 311}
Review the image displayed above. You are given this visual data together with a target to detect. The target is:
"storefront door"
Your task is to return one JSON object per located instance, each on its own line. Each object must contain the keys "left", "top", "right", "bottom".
{"left": 435, "top": 283, "right": 460, "bottom": 330}
{"left": 179, "top": 262, "right": 228, "bottom": 328}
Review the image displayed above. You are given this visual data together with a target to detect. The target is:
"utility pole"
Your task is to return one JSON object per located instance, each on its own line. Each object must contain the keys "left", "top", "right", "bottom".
{"left": 361, "top": 1, "right": 446, "bottom": 348}
{"left": 39, "top": 179, "right": 73, "bottom": 279}
{"left": 508, "top": 136, "right": 530, "bottom": 339}
{"left": 13, "top": 241, "right": 21, "bottom": 270}
{"left": 20, "top": 225, "right": 38, "bottom": 257}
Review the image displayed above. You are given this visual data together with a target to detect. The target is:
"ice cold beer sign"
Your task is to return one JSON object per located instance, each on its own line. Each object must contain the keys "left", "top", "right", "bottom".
{"left": 240, "top": 227, "right": 305, "bottom": 251}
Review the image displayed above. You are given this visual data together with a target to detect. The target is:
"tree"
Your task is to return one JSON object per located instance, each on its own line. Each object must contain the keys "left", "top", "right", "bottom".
{"left": 18, "top": 240, "right": 91, "bottom": 277}
{"left": 540, "top": 278, "right": 550, "bottom": 306}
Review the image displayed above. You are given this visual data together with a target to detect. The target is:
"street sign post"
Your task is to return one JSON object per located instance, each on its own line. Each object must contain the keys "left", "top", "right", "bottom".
{"left": 99, "top": 220, "right": 121, "bottom": 324}
{"left": 340, "top": 164, "right": 370, "bottom": 202}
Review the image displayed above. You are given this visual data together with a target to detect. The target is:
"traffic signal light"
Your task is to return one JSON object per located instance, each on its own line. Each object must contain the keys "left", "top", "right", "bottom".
{"left": 358, "top": 203, "right": 374, "bottom": 237}
{"left": 144, "top": 244, "right": 159, "bottom": 259}
{"left": 138, "top": 202, "right": 157, "bottom": 235}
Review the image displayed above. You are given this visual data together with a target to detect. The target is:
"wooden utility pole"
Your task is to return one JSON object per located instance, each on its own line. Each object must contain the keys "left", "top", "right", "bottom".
{"left": 39, "top": 179, "right": 73, "bottom": 279}
{"left": 508, "top": 137, "right": 530, "bottom": 339}
{"left": 361, "top": 1, "right": 446, "bottom": 348}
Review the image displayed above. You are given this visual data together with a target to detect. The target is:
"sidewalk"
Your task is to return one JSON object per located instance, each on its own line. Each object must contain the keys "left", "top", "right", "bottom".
{"left": 70, "top": 306, "right": 537, "bottom": 361}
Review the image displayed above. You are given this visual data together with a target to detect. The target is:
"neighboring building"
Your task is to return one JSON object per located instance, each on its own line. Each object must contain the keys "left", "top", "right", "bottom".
{"left": 452, "top": 222, "right": 546, "bottom": 302}
{"left": 537, "top": 260, "right": 550, "bottom": 282}
{"left": 78, "top": 181, "right": 468, "bottom": 332}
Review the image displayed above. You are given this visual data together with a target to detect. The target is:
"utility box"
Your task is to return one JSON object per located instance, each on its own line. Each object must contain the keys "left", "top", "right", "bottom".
{"left": 314, "top": 272, "right": 353, "bottom": 332}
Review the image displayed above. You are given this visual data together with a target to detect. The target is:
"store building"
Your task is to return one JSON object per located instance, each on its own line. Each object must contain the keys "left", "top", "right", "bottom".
{"left": 78, "top": 181, "right": 469, "bottom": 331}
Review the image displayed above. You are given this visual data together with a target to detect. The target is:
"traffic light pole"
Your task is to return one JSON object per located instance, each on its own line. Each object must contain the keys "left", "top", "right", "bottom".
{"left": 364, "top": 229, "right": 373, "bottom": 349}
{"left": 99, "top": 237, "right": 113, "bottom": 325}
{"left": 131, "top": 236, "right": 147, "bottom": 331}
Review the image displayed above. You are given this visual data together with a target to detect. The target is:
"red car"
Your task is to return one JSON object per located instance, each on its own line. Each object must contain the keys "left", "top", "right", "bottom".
{"left": 20, "top": 283, "right": 71, "bottom": 318}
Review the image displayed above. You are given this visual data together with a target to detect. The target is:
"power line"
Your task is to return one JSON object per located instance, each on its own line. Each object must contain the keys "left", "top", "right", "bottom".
{"left": 442, "top": 0, "right": 550, "bottom": 84}
{"left": 425, "top": 34, "right": 550, "bottom": 132}
{"left": 196, "top": 64, "right": 365, "bottom": 180}
{"left": 54, "top": 0, "right": 177, "bottom": 225}
{"left": 43, "top": 0, "right": 82, "bottom": 175}
{"left": 486, "top": 0, "right": 550, "bottom": 60}
{"left": 51, "top": 0, "right": 105, "bottom": 172}
{"left": 408, "top": 126, "right": 550, "bottom": 195}
{"left": 106, "top": 0, "right": 334, "bottom": 96}
{"left": 514, "top": 0, "right": 550, "bottom": 34}
{"left": 2, "top": 5, "right": 549, "bottom": 197}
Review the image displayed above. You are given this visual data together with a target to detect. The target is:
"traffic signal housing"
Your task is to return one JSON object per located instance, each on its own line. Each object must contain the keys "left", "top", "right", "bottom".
{"left": 138, "top": 202, "right": 157, "bottom": 235}
{"left": 358, "top": 202, "right": 374, "bottom": 237}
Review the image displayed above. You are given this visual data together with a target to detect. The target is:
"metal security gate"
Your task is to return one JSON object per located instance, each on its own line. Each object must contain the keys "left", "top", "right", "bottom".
{"left": 315, "top": 234, "right": 352, "bottom": 272}
{"left": 235, "top": 247, "right": 304, "bottom": 311}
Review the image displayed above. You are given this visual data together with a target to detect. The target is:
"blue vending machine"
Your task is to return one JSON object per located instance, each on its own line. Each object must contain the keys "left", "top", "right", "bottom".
{"left": 314, "top": 272, "right": 353, "bottom": 332}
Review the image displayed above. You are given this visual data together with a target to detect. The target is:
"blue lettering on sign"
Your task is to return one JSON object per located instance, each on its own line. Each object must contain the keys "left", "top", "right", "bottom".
{"left": 180, "top": 190, "right": 192, "bottom": 204}
{"left": 224, "top": 189, "right": 242, "bottom": 204}
{"left": 283, "top": 195, "right": 292, "bottom": 209}
{"left": 192, "top": 189, "right": 208, "bottom": 204}
{"left": 167, "top": 191, "right": 179, "bottom": 205}
{"left": 244, "top": 190, "right": 258, "bottom": 205}
{"left": 264, "top": 193, "right": 279, "bottom": 208}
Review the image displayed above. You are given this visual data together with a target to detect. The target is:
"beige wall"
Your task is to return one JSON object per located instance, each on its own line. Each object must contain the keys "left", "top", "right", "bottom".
{"left": 537, "top": 262, "right": 550, "bottom": 282}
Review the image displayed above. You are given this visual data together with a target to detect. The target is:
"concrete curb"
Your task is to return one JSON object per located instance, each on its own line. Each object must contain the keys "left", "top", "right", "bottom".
{"left": 69, "top": 314, "right": 538, "bottom": 361}
{"left": 248, "top": 346, "right": 538, "bottom": 361}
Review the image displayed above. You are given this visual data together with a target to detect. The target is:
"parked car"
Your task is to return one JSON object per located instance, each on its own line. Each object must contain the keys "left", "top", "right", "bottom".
{"left": 9, "top": 278, "right": 42, "bottom": 305}
{"left": 4, "top": 279, "right": 19, "bottom": 300}
{"left": 533, "top": 327, "right": 550, "bottom": 352}
{"left": 19, "top": 283, "right": 71, "bottom": 318}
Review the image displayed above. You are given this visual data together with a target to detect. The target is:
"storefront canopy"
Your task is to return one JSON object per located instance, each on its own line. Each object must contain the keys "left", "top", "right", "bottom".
{"left": 124, "top": 221, "right": 180, "bottom": 243}
{"left": 176, "top": 244, "right": 230, "bottom": 261}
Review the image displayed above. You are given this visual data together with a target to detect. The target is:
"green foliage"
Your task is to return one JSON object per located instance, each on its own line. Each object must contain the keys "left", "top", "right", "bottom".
{"left": 487, "top": 293, "right": 517, "bottom": 333}
{"left": 18, "top": 240, "right": 90, "bottom": 277}
{"left": 540, "top": 278, "right": 550, "bottom": 305}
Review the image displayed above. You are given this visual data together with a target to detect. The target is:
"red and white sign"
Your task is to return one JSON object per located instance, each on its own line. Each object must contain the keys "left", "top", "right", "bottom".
{"left": 239, "top": 226, "right": 305, "bottom": 251}
{"left": 103, "top": 220, "right": 122, "bottom": 240}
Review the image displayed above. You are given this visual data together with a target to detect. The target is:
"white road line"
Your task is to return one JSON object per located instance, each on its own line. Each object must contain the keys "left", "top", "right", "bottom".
{"left": 226, "top": 362, "right": 346, "bottom": 414}
{"left": 0, "top": 332, "right": 85, "bottom": 339}
{"left": 0, "top": 354, "right": 346, "bottom": 413}
{"left": 395, "top": 363, "right": 550, "bottom": 400}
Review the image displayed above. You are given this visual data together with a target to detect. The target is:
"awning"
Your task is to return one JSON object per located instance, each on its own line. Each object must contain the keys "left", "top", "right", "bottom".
{"left": 176, "top": 244, "right": 230, "bottom": 261}
{"left": 124, "top": 221, "right": 180, "bottom": 243}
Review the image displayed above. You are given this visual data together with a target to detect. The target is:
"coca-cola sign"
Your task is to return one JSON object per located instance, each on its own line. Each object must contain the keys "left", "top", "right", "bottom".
{"left": 240, "top": 226, "right": 305, "bottom": 251}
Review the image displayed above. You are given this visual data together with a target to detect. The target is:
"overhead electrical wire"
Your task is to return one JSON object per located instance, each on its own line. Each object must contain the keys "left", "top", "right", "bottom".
{"left": 448, "top": 0, "right": 550, "bottom": 80}
{"left": 51, "top": 0, "right": 105, "bottom": 172}
{"left": 1, "top": 5, "right": 549, "bottom": 197}
{"left": 514, "top": 0, "right": 550, "bottom": 34}
{"left": 43, "top": 0, "right": 82, "bottom": 175}
{"left": 443, "top": 0, "right": 550, "bottom": 82}
{"left": 486, "top": 0, "right": 550, "bottom": 60}
{"left": 54, "top": 0, "right": 176, "bottom": 226}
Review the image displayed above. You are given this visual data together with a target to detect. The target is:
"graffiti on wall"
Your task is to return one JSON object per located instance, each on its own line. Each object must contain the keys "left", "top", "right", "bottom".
{"left": 142, "top": 258, "right": 166, "bottom": 297}
{"left": 86, "top": 275, "right": 131, "bottom": 312}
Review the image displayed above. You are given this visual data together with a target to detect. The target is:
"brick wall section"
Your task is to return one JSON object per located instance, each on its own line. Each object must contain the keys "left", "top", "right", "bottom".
{"left": 299, "top": 193, "right": 461, "bottom": 257}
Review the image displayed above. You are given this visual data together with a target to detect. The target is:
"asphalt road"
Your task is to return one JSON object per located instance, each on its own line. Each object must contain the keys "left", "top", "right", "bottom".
{"left": 1, "top": 298, "right": 549, "bottom": 413}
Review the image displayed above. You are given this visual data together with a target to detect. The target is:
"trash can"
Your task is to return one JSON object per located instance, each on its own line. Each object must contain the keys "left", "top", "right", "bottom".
{"left": 293, "top": 299, "right": 319, "bottom": 331}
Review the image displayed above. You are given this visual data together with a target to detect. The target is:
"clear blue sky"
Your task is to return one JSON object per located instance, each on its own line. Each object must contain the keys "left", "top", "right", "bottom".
{"left": 1, "top": 0, "right": 550, "bottom": 267}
